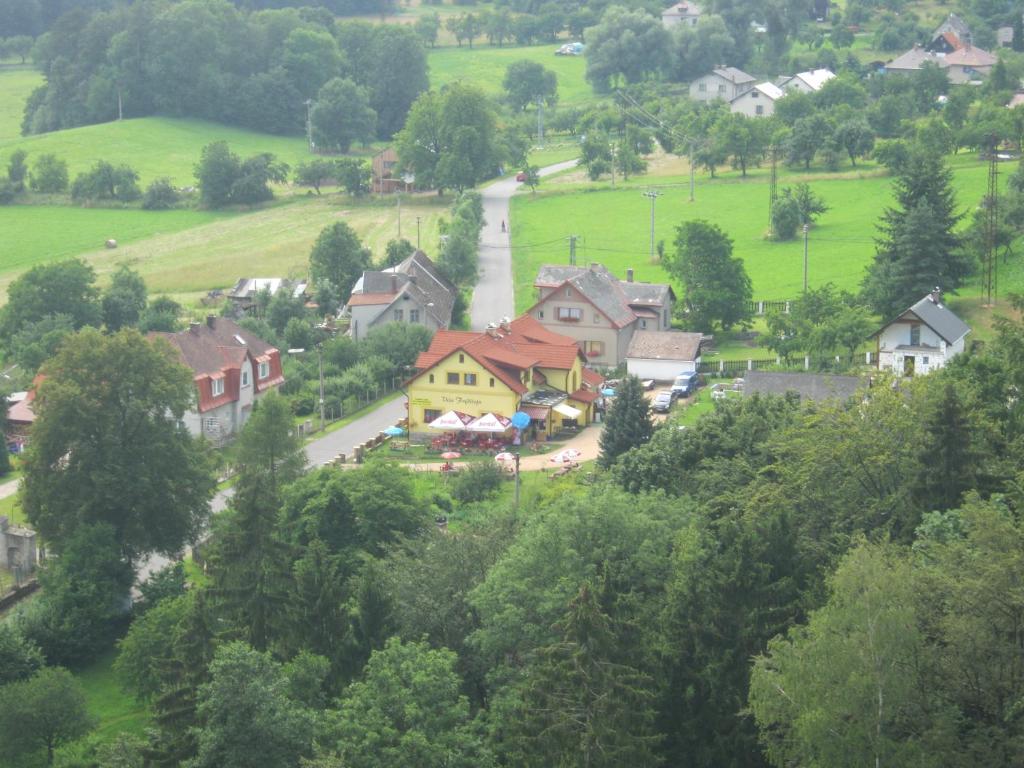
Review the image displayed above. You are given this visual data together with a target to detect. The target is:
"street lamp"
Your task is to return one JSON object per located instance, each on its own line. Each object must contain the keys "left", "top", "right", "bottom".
{"left": 288, "top": 344, "right": 325, "bottom": 432}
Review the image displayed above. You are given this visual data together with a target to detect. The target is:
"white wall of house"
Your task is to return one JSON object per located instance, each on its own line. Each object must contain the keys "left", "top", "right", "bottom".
{"left": 369, "top": 297, "right": 443, "bottom": 337}
{"left": 730, "top": 89, "right": 776, "bottom": 117}
{"left": 626, "top": 357, "right": 698, "bottom": 381}
{"left": 690, "top": 73, "right": 749, "bottom": 102}
{"left": 877, "top": 321, "right": 965, "bottom": 375}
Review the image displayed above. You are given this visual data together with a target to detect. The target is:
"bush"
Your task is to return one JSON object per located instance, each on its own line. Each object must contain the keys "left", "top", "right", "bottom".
{"left": 142, "top": 177, "right": 180, "bottom": 210}
{"left": 71, "top": 161, "right": 141, "bottom": 203}
{"left": 30, "top": 153, "right": 68, "bottom": 194}
{"left": 450, "top": 461, "right": 504, "bottom": 504}
{"left": 771, "top": 196, "right": 801, "bottom": 241}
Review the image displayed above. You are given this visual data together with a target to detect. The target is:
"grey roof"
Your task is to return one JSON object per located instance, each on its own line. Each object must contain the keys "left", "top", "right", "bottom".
{"left": 713, "top": 66, "right": 756, "bottom": 84}
{"left": 535, "top": 264, "right": 611, "bottom": 286}
{"left": 620, "top": 282, "right": 674, "bottom": 307}
{"left": 349, "top": 250, "right": 455, "bottom": 328}
{"left": 886, "top": 46, "right": 943, "bottom": 71}
{"left": 935, "top": 12, "right": 971, "bottom": 40}
{"left": 626, "top": 331, "right": 702, "bottom": 361}
{"left": 534, "top": 263, "right": 673, "bottom": 328}
{"left": 568, "top": 269, "right": 636, "bottom": 328}
{"left": 903, "top": 293, "right": 970, "bottom": 344}
{"left": 744, "top": 371, "right": 862, "bottom": 402}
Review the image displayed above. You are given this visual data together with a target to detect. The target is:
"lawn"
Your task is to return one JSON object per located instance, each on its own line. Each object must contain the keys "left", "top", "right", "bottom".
{"left": 0, "top": 193, "right": 451, "bottom": 304}
{"left": 0, "top": 66, "right": 43, "bottom": 143}
{"left": 510, "top": 154, "right": 995, "bottom": 311}
{"left": 0, "top": 116, "right": 317, "bottom": 187}
{"left": 429, "top": 44, "right": 593, "bottom": 107}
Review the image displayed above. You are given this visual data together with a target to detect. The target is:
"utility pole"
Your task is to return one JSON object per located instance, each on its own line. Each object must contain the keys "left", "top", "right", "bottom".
{"left": 396, "top": 192, "right": 402, "bottom": 240}
{"left": 536, "top": 98, "right": 545, "bottom": 148}
{"left": 569, "top": 234, "right": 577, "bottom": 265}
{"left": 802, "top": 224, "right": 809, "bottom": 293}
{"left": 984, "top": 134, "right": 999, "bottom": 306}
{"left": 689, "top": 138, "right": 695, "bottom": 202}
{"left": 769, "top": 145, "right": 778, "bottom": 235}
{"left": 304, "top": 99, "right": 314, "bottom": 153}
{"left": 514, "top": 452, "right": 521, "bottom": 508}
{"left": 317, "top": 342, "right": 325, "bottom": 432}
{"left": 642, "top": 189, "right": 661, "bottom": 264}
{"left": 415, "top": 216, "right": 421, "bottom": 249}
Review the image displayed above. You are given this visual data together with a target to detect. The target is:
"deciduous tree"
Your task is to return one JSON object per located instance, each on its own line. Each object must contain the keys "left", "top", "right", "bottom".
{"left": 666, "top": 220, "right": 752, "bottom": 331}
{"left": 310, "top": 77, "right": 376, "bottom": 153}
{"left": 0, "top": 667, "right": 94, "bottom": 766}
{"left": 309, "top": 221, "right": 372, "bottom": 301}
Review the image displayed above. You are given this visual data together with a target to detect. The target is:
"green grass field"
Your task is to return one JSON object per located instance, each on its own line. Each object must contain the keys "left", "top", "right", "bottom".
{"left": 429, "top": 44, "right": 592, "bottom": 107}
{"left": 0, "top": 194, "right": 451, "bottom": 303}
{"left": 0, "top": 66, "right": 43, "bottom": 143}
{"left": 0, "top": 116, "right": 316, "bottom": 187}
{"left": 510, "top": 155, "right": 994, "bottom": 311}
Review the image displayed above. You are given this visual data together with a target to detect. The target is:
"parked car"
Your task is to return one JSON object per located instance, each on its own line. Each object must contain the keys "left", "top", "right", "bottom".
{"left": 671, "top": 371, "right": 703, "bottom": 399}
{"left": 651, "top": 390, "right": 675, "bottom": 414}
{"left": 515, "top": 171, "right": 527, "bottom": 181}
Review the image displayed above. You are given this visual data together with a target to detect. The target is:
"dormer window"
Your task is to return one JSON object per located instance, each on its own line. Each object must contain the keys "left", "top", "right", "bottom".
{"left": 258, "top": 361, "right": 270, "bottom": 379}
{"left": 241, "top": 369, "right": 250, "bottom": 388}
{"left": 212, "top": 377, "right": 225, "bottom": 397}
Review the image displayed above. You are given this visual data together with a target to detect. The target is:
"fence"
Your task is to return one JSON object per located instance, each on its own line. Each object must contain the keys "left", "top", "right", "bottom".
{"left": 745, "top": 299, "right": 793, "bottom": 316}
{"left": 699, "top": 351, "right": 879, "bottom": 375}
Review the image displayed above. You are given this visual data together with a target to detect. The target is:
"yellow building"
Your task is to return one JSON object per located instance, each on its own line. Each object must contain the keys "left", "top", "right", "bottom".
{"left": 407, "top": 315, "right": 603, "bottom": 440}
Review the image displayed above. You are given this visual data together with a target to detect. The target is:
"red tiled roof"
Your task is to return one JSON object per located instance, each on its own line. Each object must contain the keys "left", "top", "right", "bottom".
{"left": 347, "top": 292, "right": 397, "bottom": 307}
{"left": 582, "top": 367, "right": 604, "bottom": 387}
{"left": 414, "top": 331, "right": 484, "bottom": 369}
{"left": 569, "top": 388, "right": 599, "bottom": 404}
{"left": 523, "top": 405, "right": 549, "bottom": 419}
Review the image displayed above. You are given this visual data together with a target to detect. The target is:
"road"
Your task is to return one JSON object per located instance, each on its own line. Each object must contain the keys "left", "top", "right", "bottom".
{"left": 469, "top": 159, "right": 579, "bottom": 330}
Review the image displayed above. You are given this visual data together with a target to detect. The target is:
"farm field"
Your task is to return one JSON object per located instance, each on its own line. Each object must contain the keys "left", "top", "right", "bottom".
{"left": 0, "top": 194, "right": 451, "bottom": 304}
{"left": 1, "top": 205, "right": 226, "bottom": 282}
{"left": 428, "top": 43, "right": 592, "bottom": 106}
{"left": 0, "top": 66, "right": 43, "bottom": 142}
{"left": 0, "top": 116, "right": 316, "bottom": 187}
{"left": 509, "top": 155, "right": 995, "bottom": 312}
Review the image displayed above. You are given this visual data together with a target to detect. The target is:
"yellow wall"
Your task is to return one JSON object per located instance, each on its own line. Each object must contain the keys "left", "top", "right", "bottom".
{"left": 408, "top": 351, "right": 520, "bottom": 434}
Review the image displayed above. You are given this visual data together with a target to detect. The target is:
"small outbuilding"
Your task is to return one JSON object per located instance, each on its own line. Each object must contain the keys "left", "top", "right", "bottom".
{"left": 625, "top": 330, "right": 702, "bottom": 381}
{"left": 744, "top": 371, "right": 863, "bottom": 402}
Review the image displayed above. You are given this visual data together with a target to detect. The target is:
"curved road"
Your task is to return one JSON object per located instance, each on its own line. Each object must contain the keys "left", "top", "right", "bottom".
{"left": 469, "top": 159, "right": 579, "bottom": 330}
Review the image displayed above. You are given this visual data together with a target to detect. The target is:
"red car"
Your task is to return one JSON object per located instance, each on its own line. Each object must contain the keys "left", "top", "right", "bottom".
{"left": 515, "top": 171, "right": 527, "bottom": 181}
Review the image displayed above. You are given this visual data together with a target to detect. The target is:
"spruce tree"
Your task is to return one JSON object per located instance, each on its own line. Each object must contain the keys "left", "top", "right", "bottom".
{"left": 1014, "top": 12, "right": 1024, "bottom": 53}
{"left": 598, "top": 376, "right": 653, "bottom": 469}
{"left": 862, "top": 147, "right": 972, "bottom": 318}
{"left": 912, "top": 382, "right": 976, "bottom": 514}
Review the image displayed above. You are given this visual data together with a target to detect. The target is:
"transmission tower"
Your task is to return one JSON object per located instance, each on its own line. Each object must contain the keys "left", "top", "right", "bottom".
{"left": 984, "top": 135, "right": 999, "bottom": 307}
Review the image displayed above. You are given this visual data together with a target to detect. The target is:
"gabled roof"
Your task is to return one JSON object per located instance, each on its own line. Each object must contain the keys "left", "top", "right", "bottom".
{"left": 228, "top": 278, "right": 307, "bottom": 301}
{"left": 784, "top": 68, "right": 836, "bottom": 91}
{"left": 711, "top": 66, "right": 756, "bottom": 85}
{"left": 532, "top": 264, "right": 674, "bottom": 330}
{"left": 347, "top": 292, "right": 399, "bottom": 307}
{"left": 873, "top": 291, "right": 970, "bottom": 344}
{"left": 621, "top": 281, "right": 674, "bottom": 307}
{"left": 934, "top": 12, "right": 971, "bottom": 41}
{"left": 944, "top": 45, "right": 997, "bottom": 67}
{"left": 347, "top": 250, "right": 454, "bottom": 328}
{"left": 662, "top": 1, "right": 701, "bottom": 18}
{"left": 886, "top": 46, "right": 943, "bottom": 71}
{"left": 626, "top": 331, "right": 702, "bottom": 362}
{"left": 154, "top": 317, "right": 277, "bottom": 378}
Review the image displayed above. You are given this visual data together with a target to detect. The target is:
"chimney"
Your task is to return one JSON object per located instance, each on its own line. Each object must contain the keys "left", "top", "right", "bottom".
{"left": 929, "top": 286, "right": 943, "bottom": 304}
{"left": 206, "top": 315, "right": 216, "bottom": 329}
{"left": 189, "top": 322, "right": 201, "bottom": 335}
{"left": 590, "top": 262, "right": 600, "bottom": 271}
{"left": 485, "top": 323, "right": 499, "bottom": 338}
{"left": 390, "top": 274, "right": 398, "bottom": 293}
{"left": 626, "top": 268, "right": 634, "bottom": 283}
{"left": 500, "top": 316, "right": 511, "bottom": 332}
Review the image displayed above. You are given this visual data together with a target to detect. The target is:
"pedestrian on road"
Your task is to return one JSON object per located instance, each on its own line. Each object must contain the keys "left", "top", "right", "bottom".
{"left": 501, "top": 220, "right": 506, "bottom": 233}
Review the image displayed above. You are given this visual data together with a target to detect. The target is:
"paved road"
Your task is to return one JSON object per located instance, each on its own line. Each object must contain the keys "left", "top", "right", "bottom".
{"left": 469, "top": 159, "right": 579, "bottom": 331}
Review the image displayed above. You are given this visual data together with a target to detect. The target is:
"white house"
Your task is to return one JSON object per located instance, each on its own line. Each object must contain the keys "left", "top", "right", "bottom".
{"left": 779, "top": 68, "right": 836, "bottom": 93}
{"left": 730, "top": 82, "right": 783, "bottom": 117}
{"left": 689, "top": 67, "right": 756, "bottom": 102}
{"left": 871, "top": 289, "right": 970, "bottom": 377}
{"left": 625, "top": 330, "right": 702, "bottom": 381}
{"left": 662, "top": 1, "right": 701, "bottom": 28}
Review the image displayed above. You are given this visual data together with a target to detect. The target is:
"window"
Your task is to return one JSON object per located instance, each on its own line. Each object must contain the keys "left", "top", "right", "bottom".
{"left": 565, "top": 288, "right": 571, "bottom": 297}
{"left": 394, "top": 309, "right": 404, "bottom": 322}
{"left": 241, "top": 369, "right": 250, "bottom": 388}
{"left": 539, "top": 310, "right": 544, "bottom": 319}
{"left": 594, "top": 314, "right": 600, "bottom": 323}
{"left": 211, "top": 377, "right": 224, "bottom": 397}
{"left": 698, "top": 82, "right": 707, "bottom": 92}
{"left": 751, "top": 90, "right": 759, "bottom": 98}
{"left": 718, "top": 84, "right": 726, "bottom": 93}
{"left": 755, "top": 105, "right": 764, "bottom": 116}
{"left": 489, "top": 377, "right": 495, "bottom": 387}
{"left": 424, "top": 408, "right": 441, "bottom": 424}
{"left": 586, "top": 341, "right": 605, "bottom": 357}
{"left": 429, "top": 374, "right": 434, "bottom": 384}
{"left": 447, "top": 372, "right": 459, "bottom": 385}
{"left": 640, "top": 319, "right": 648, "bottom": 329}
{"left": 464, "top": 373, "right": 477, "bottom": 385}
{"left": 557, "top": 307, "right": 582, "bottom": 322}
{"left": 459, "top": 354, "right": 465, "bottom": 363}
{"left": 910, "top": 324, "right": 921, "bottom": 346}
{"left": 258, "top": 361, "right": 269, "bottom": 379}
{"left": 410, "top": 309, "right": 419, "bottom": 323}
{"left": 923, "top": 356, "right": 930, "bottom": 365}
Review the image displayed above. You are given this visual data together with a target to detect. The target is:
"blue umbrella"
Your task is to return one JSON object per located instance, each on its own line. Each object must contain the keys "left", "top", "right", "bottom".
{"left": 601, "top": 388, "right": 616, "bottom": 397}
{"left": 511, "top": 411, "right": 531, "bottom": 429}
{"left": 384, "top": 425, "right": 406, "bottom": 436}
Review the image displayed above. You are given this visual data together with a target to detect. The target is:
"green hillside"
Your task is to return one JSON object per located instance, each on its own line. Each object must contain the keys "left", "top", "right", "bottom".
{"left": 0, "top": 66, "right": 43, "bottom": 142}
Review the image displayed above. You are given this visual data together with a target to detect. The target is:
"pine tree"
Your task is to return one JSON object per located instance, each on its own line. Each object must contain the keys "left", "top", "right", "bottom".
{"left": 862, "top": 148, "right": 972, "bottom": 318}
{"left": 598, "top": 376, "right": 653, "bottom": 468}
{"left": 1014, "top": 12, "right": 1024, "bottom": 53}
{"left": 912, "top": 382, "right": 977, "bottom": 514}
{"left": 509, "top": 583, "right": 663, "bottom": 767}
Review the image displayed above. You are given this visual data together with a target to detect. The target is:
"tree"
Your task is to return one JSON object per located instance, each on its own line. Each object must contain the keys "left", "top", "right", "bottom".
{"left": 310, "top": 77, "right": 377, "bottom": 153}
{"left": 29, "top": 153, "right": 67, "bottom": 193}
{"left": 142, "top": 177, "right": 180, "bottom": 210}
{"left": 334, "top": 157, "right": 372, "bottom": 197}
{"left": 414, "top": 12, "right": 440, "bottom": 47}
{"left": 195, "top": 141, "right": 287, "bottom": 209}
{"left": 383, "top": 237, "right": 415, "bottom": 267}
{"left": 505, "top": 584, "right": 662, "bottom": 768}
{"left": 208, "top": 393, "right": 304, "bottom": 651}
{"left": 22, "top": 328, "right": 215, "bottom": 562}
{"left": 7, "top": 148, "right": 27, "bottom": 191}
{"left": 366, "top": 24, "right": 429, "bottom": 139}
{"left": 667, "top": 220, "right": 752, "bottom": 331}
{"left": 294, "top": 159, "right": 337, "bottom": 195}
{"left": 0, "top": 623, "right": 43, "bottom": 685}
{"left": 138, "top": 295, "right": 182, "bottom": 333}
{"left": 786, "top": 114, "right": 831, "bottom": 170}
{"left": 833, "top": 119, "right": 874, "bottom": 166}
{"left": 187, "top": 642, "right": 315, "bottom": 768}
{"left": 862, "top": 148, "right": 971, "bottom": 318}
{"left": 0, "top": 258, "right": 100, "bottom": 340}
{"left": 0, "top": 667, "right": 94, "bottom": 766}
{"left": 102, "top": 264, "right": 148, "bottom": 331}
{"left": 522, "top": 164, "right": 540, "bottom": 193}
{"left": 765, "top": 284, "right": 874, "bottom": 367}
{"left": 278, "top": 26, "right": 344, "bottom": 100}
{"left": 70, "top": 160, "right": 141, "bottom": 202}
{"left": 712, "top": 112, "right": 766, "bottom": 177}
{"left": 1015, "top": 12, "right": 1024, "bottom": 53}
{"left": 309, "top": 221, "right": 371, "bottom": 301}
{"left": 598, "top": 375, "right": 653, "bottom": 469}
{"left": 330, "top": 637, "right": 493, "bottom": 768}
{"left": 7, "top": 313, "right": 75, "bottom": 372}
{"left": 585, "top": 6, "right": 670, "bottom": 92}
{"left": 503, "top": 59, "right": 558, "bottom": 111}
{"left": 912, "top": 382, "right": 977, "bottom": 512}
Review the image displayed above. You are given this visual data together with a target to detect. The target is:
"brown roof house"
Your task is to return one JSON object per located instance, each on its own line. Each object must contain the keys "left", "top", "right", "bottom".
{"left": 527, "top": 263, "right": 675, "bottom": 368}
{"left": 372, "top": 147, "right": 415, "bottom": 194}
{"left": 153, "top": 317, "right": 284, "bottom": 445}
{"left": 341, "top": 250, "right": 456, "bottom": 341}
{"left": 625, "top": 330, "right": 703, "bottom": 381}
